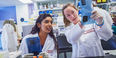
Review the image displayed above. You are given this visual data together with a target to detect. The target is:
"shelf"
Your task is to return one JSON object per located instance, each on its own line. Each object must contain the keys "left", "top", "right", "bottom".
{"left": 38, "top": 8, "right": 62, "bottom": 11}
{"left": 96, "top": 3, "right": 110, "bottom": 5}
{"left": 110, "top": 2, "right": 116, "bottom": 4}
{"left": 111, "top": 11, "right": 116, "bottom": 14}
{"left": 111, "top": 11, "right": 116, "bottom": 12}
{"left": 96, "top": 2, "right": 116, "bottom": 6}
{"left": 110, "top": 2, "right": 116, "bottom": 6}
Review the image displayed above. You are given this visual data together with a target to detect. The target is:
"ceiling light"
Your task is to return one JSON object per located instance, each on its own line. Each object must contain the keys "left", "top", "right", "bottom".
{"left": 19, "top": 0, "right": 33, "bottom": 3}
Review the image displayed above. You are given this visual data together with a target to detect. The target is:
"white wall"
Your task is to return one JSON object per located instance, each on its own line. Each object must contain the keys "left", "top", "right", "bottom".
{"left": 16, "top": 4, "right": 29, "bottom": 37}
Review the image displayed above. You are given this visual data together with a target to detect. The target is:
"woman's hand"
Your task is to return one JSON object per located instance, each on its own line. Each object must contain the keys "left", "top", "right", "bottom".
{"left": 91, "top": 11, "right": 103, "bottom": 25}
{"left": 78, "top": 21, "right": 84, "bottom": 29}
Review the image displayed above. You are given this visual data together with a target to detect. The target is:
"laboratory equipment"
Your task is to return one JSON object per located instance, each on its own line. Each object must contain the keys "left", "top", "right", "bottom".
{"left": 26, "top": 37, "right": 42, "bottom": 56}
{"left": 80, "top": 0, "right": 95, "bottom": 25}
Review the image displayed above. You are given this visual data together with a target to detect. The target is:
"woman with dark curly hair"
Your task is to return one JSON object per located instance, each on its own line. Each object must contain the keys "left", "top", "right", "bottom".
{"left": 19, "top": 14, "right": 57, "bottom": 58}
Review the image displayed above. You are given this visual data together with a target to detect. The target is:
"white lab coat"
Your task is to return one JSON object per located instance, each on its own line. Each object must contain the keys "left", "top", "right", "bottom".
{"left": 19, "top": 34, "right": 57, "bottom": 58}
{"left": 65, "top": 7, "right": 113, "bottom": 58}
{"left": 1, "top": 24, "right": 18, "bottom": 52}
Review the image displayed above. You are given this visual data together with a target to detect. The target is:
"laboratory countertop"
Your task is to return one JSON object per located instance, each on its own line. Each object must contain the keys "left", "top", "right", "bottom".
{"left": 104, "top": 50, "right": 116, "bottom": 55}
{"left": 79, "top": 50, "right": 116, "bottom": 58}
{"left": 9, "top": 51, "right": 22, "bottom": 58}
{"left": 78, "top": 55, "right": 116, "bottom": 58}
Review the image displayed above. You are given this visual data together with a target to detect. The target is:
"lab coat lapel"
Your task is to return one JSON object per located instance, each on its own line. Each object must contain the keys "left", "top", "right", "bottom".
{"left": 42, "top": 35, "right": 53, "bottom": 51}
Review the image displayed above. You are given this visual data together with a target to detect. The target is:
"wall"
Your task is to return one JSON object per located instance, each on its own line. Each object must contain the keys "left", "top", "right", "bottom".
{"left": 0, "top": 6, "right": 17, "bottom": 21}
{"left": 0, "top": 6, "right": 17, "bottom": 30}
{"left": 16, "top": 4, "right": 29, "bottom": 37}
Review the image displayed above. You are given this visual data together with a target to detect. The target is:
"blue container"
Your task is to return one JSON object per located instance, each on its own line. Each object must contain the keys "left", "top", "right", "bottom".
{"left": 0, "top": 32, "right": 3, "bottom": 50}
{"left": 26, "top": 37, "right": 42, "bottom": 56}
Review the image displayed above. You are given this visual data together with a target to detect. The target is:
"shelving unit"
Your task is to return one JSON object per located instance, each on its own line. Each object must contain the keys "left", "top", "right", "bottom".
{"left": 34, "top": 0, "right": 74, "bottom": 36}
{"left": 38, "top": 8, "right": 62, "bottom": 11}
{"left": 109, "top": 1, "right": 116, "bottom": 18}
{"left": 95, "top": 0, "right": 116, "bottom": 18}
{"left": 96, "top": 2, "right": 110, "bottom": 11}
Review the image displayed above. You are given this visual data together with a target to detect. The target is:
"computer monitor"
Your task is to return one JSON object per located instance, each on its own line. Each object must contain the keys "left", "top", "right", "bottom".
{"left": 26, "top": 37, "right": 42, "bottom": 56}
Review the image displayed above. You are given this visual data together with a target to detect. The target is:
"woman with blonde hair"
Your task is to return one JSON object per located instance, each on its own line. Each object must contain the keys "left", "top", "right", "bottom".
{"left": 62, "top": 3, "right": 113, "bottom": 58}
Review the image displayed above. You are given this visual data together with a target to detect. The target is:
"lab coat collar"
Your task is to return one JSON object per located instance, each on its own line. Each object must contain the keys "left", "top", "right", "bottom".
{"left": 42, "top": 34, "right": 54, "bottom": 51}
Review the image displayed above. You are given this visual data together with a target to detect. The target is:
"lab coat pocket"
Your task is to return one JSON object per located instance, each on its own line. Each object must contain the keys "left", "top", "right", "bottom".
{"left": 47, "top": 50, "right": 57, "bottom": 58}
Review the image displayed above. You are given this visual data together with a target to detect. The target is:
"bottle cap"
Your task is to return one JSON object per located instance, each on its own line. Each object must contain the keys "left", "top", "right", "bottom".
{"left": 39, "top": 56, "right": 43, "bottom": 58}
{"left": 33, "top": 56, "right": 37, "bottom": 58}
